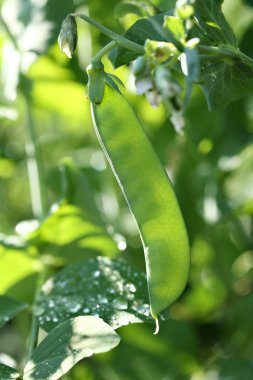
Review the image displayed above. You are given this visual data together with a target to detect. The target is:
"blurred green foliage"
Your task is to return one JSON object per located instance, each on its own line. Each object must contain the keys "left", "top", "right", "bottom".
{"left": 0, "top": 0, "right": 253, "bottom": 379}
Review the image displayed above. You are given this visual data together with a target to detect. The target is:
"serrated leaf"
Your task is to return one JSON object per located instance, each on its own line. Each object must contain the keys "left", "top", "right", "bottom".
{"left": 0, "top": 363, "right": 20, "bottom": 380}
{"left": 200, "top": 52, "right": 253, "bottom": 110}
{"left": 35, "top": 257, "right": 168, "bottom": 332}
{"left": 194, "top": 0, "right": 236, "bottom": 46}
{"left": 0, "top": 295, "right": 27, "bottom": 328}
{"left": 23, "top": 316, "right": 120, "bottom": 380}
{"left": 109, "top": 12, "right": 172, "bottom": 68}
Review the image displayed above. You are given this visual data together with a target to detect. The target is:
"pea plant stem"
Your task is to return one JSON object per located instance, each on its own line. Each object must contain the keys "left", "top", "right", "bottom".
{"left": 24, "top": 94, "right": 48, "bottom": 217}
{"left": 72, "top": 13, "right": 145, "bottom": 55}
{"left": 92, "top": 40, "right": 118, "bottom": 64}
{"left": 27, "top": 268, "right": 48, "bottom": 361}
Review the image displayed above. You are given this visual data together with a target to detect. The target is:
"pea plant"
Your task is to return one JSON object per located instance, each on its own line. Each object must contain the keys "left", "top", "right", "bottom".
{"left": 0, "top": 0, "right": 253, "bottom": 379}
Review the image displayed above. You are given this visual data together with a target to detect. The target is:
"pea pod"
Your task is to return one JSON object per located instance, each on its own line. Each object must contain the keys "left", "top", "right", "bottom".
{"left": 90, "top": 81, "right": 190, "bottom": 332}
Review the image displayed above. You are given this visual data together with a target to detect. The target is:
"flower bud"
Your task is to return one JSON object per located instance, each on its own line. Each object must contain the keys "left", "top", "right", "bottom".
{"left": 58, "top": 15, "right": 77, "bottom": 58}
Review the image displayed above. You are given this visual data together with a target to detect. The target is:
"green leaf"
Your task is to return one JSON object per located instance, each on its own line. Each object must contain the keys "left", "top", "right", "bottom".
{"left": 109, "top": 12, "right": 172, "bottom": 68}
{"left": 35, "top": 257, "right": 168, "bottom": 332}
{"left": 0, "top": 245, "right": 40, "bottom": 303}
{"left": 194, "top": 0, "right": 237, "bottom": 46}
{"left": 28, "top": 203, "right": 118, "bottom": 262}
{"left": 23, "top": 316, "right": 120, "bottom": 380}
{"left": 151, "top": 0, "right": 176, "bottom": 12}
{"left": 200, "top": 51, "right": 253, "bottom": 110}
{"left": 59, "top": 158, "right": 102, "bottom": 223}
{"left": 113, "top": 2, "right": 145, "bottom": 18}
{"left": 163, "top": 16, "right": 185, "bottom": 41}
{"left": 0, "top": 295, "right": 27, "bottom": 328}
{"left": 0, "top": 363, "right": 20, "bottom": 380}
{"left": 183, "top": 47, "right": 200, "bottom": 108}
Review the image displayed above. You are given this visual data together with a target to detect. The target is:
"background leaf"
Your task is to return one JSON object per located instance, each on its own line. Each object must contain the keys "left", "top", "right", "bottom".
{"left": 0, "top": 295, "right": 27, "bottom": 328}
{"left": 23, "top": 316, "right": 120, "bottom": 380}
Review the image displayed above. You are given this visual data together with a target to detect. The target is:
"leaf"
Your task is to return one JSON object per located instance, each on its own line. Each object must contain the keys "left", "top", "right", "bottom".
{"left": 113, "top": 2, "right": 145, "bottom": 18}
{"left": 194, "top": 0, "right": 236, "bottom": 46}
{"left": 0, "top": 245, "right": 40, "bottom": 303}
{"left": 0, "top": 295, "right": 27, "bottom": 328}
{"left": 200, "top": 51, "right": 253, "bottom": 110}
{"left": 35, "top": 257, "right": 168, "bottom": 332}
{"left": 23, "top": 316, "right": 120, "bottom": 380}
{"left": 27, "top": 203, "right": 118, "bottom": 262}
{"left": 109, "top": 12, "right": 172, "bottom": 68}
{"left": 59, "top": 158, "right": 102, "bottom": 223}
{"left": 152, "top": 0, "right": 176, "bottom": 12}
{"left": 163, "top": 16, "right": 185, "bottom": 41}
{"left": 182, "top": 47, "right": 200, "bottom": 108}
{"left": 0, "top": 363, "right": 20, "bottom": 380}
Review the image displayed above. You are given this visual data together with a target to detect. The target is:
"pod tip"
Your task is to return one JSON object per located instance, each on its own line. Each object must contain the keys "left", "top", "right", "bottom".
{"left": 153, "top": 318, "right": 160, "bottom": 335}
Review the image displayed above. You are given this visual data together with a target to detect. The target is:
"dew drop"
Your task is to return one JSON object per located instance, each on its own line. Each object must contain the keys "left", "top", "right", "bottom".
{"left": 93, "top": 270, "right": 101, "bottom": 278}
{"left": 126, "top": 283, "right": 136, "bottom": 293}
{"left": 112, "top": 297, "right": 128, "bottom": 310}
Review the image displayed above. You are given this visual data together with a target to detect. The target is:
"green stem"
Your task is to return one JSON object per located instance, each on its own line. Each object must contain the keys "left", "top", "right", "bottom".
{"left": 26, "top": 268, "right": 47, "bottom": 361}
{"left": 72, "top": 13, "right": 144, "bottom": 55}
{"left": 24, "top": 94, "right": 48, "bottom": 217}
{"left": 92, "top": 40, "right": 118, "bottom": 64}
{"left": 27, "top": 311, "right": 39, "bottom": 361}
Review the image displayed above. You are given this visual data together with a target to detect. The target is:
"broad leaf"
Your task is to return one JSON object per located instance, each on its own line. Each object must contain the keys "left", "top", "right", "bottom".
{"left": 113, "top": 2, "right": 145, "bottom": 18}
{"left": 0, "top": 245, "right": 40, "bottom": 303}
{"left": 194, "top": 0, "right": 236, "bottom": 46}
{"left": 0, "top": 295, "right": 27, "bottom": 328}
{"left": 23, "top": 316, "right": 120, "bottom": 380}
{"left": 109, "top": 12, "right": 172, "bottom": 68}
{"left": 200, "top": 51, "right": 253, "bottom": 110}
{"left": 0, "top": 363, "right": 20, "bottom": 380}
{"left": 28, "top": 203, "right": 118, "bottom": 262}
{"left": 35, "top": 257, "right": 168, "bottom": 332}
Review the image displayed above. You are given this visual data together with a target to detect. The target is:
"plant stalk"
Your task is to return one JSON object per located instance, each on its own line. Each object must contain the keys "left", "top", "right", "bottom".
{"left": 72, "top": 13, "right": 144, "bottom": 55}
{"left": 26, "top": 268, "right": 47, "bottom": 361}
{"left": 92, "top": 40, "right": 118, "bottom": 64}
{"left": 24, "top": 94, "right": 48, "bottom": 217}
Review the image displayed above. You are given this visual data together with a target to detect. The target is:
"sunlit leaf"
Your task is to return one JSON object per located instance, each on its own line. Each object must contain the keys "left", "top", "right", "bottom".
{"left": 35, "top": 257, "right": 167, "bottom": 332}
{"left": 28, "top": 203, "right": 118, "bottom": 262}
{"left": 23, "top": 316, "right": 120, "bottom": 380}
{"left": 0, "top": 245, "right": 40, "bottom": 303}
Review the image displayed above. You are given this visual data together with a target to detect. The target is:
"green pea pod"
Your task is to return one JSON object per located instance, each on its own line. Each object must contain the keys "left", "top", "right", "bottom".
{"left": 90, "top": 84, "right": 190, "bottom": 333}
